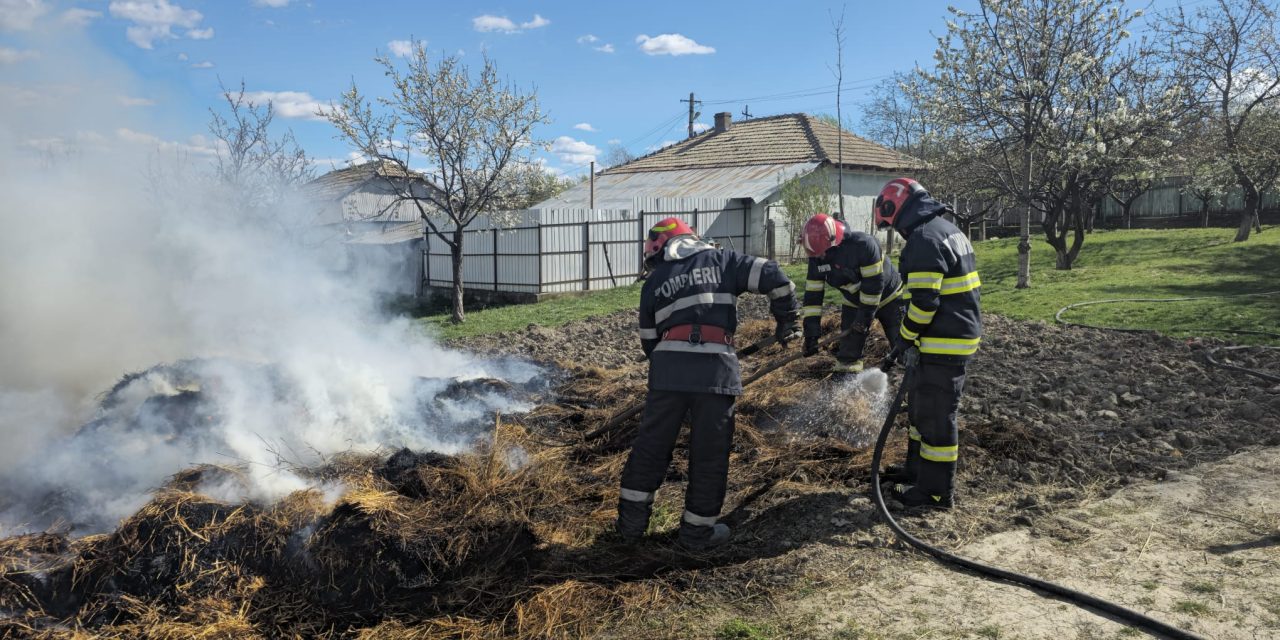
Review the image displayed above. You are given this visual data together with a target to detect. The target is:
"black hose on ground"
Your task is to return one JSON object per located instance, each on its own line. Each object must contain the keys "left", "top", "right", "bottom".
{"left": 1054, "top": 291, "right": 1280, "bottom": 384}
{"left": 870, "top": 365, "right": 1206, "bottom": 640}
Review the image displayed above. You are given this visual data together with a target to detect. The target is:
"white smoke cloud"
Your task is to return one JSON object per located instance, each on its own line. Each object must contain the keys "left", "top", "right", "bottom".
{"left": 0, "top": 20, "right": 543, "bottom": 533}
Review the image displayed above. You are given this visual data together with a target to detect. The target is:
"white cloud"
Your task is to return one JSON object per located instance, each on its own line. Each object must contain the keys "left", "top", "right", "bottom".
{"left": 0, "top": 0, "right": 48, "bottom": 31}
{"left": 117, "top": 95, "right": 155, "bottom": 107}
{"left": 692, "top": 122, "right": 711, "bottom": 133}
{"left": 577, "top": 33, "right": 613, "bottom": 53}
{"left": 189, "top": 60, "right": 213, "bottom": 68}
{"left": 387, "top": 39, "right": 413, "bottom": 58}
{"left": 607, "top": 138, "right": 620, "bottom": 145}
{"left": 0, "top": 46, "right": 37, "bottom": 64}
{"left": 520, "top": 14, "right": 549, "bottom": 29}
{"left": 177, "top": 52, "right": 187, "bottom": 60}
{"left": 635, "top": 33, "right": 715, "bottom": 56}
{"left": 60, "top": 8, "right": 102, "bottom": 26}
{"left": 549, "top": 136, "right": 599, "bottom": 165}
{"left": 253, "top": 0, "right": 290, "bottom": 6}
{"left": 473, "top": 14, "right": 516, "bottom": 33}
{"left": 116, "top": 127, "right": 219, "bottom": 156}
{"left": 472, "top": 13, "right": 548, "bottom": 34}
{"left": 241, "top": 90, "right": 332, "bottom": 121}
{"left": 572, "top": 122, "right": 596, "bottom": 132}
{"left": 109, "top": 0, "right": 207, "bottom": 49}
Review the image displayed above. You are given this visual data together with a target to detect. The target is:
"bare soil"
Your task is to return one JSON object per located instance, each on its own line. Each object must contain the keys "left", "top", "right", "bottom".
{"left": 456, "top": 303, "right": 1280, "bottom": 638}
{"left": 2, "top": 301, "right": 1277, "bottom": 638}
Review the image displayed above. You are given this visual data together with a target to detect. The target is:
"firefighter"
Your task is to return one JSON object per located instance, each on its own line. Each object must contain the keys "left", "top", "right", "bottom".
{"left": 874, "top": 178, "right": 981, "bottom": 510}
{"left": 798, "top": 213, "right": 906, "bottom": 372}
{"left": 617, "top": 217, "right": 800, "bottom": 549}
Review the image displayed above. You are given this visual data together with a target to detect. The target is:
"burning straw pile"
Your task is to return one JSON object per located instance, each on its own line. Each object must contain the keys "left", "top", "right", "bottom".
{"left": 0, "top": 319, "right": 896, "bottom": 639}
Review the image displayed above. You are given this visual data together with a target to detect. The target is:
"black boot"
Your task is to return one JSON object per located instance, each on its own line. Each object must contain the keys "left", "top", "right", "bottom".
{"left": 677, "top": 521, "right": 731, "bottom": 551}
{"left": 879, "top": 463, "right": 915, "bottom": 483}
{"left": 615, "top": 498, "right": 653, "bottom": 542}
{"left": 889, "top": 483, "right": 953, "bottom": 510}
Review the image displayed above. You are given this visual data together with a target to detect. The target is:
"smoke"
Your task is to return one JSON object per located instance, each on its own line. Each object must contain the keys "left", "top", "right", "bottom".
{"left": 0, "top": 21, "right": 541, "bottom": 533}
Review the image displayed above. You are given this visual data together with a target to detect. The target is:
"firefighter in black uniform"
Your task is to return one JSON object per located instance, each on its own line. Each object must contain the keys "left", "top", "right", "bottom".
{"left": 617, "top": 217, "right": 800, "bottom": 549}
{"left": 874, "top": 178, "right": 982, "bottom": 510}
{"left": 798, "top": 213, "right": 906, "bottom": 372}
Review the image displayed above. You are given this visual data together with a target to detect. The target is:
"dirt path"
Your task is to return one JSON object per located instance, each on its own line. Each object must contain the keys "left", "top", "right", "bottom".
{"left": 787, "top": 446, "right": 1280, "bottom": 639}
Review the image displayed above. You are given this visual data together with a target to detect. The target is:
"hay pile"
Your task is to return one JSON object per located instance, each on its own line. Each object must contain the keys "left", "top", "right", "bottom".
{"left": 0, "top": 319, "right": 897, "bottom": 639}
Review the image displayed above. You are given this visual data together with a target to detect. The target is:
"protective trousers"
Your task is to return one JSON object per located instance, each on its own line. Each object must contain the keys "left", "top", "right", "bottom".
{"left": 837, "top": 298, "right": 907, "bottom": 364}
{"left": 618, "top": 391, "right": 736, "bottom": 534}
{"left": 906, "top": 361, "right": 967, "bottom": 498}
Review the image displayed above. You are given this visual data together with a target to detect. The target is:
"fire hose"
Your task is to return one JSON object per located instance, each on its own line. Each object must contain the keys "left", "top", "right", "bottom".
{"left": 1054, "top": 290, "right": 1280, "bottom": 383}
{"left": 580, "top": 325, "right": 862, "bottom": 442}
{"left": 870, "top": 362, "right": 1206, "bottom": 640}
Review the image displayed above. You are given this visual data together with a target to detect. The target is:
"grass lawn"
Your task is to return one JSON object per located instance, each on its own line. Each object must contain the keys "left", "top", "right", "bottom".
{"left": 974, "top": 227, "right": 1280, "bottom": 344}
{"left": 414, "top": 283, "right": 645, "bottom": 341}
{"left": 414, "top": 227, "right": 1280, "bottom": 343}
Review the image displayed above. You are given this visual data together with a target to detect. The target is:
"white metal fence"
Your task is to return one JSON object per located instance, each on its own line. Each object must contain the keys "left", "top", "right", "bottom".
{"left": 423, "top": 206, "right": 751, "bottom": 295}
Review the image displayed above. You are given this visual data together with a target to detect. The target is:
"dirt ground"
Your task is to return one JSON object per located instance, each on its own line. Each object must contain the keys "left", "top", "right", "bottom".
{"left": 3, "top": 300, "right": 1277, "bottom": 638}
{"left": 457, "top": 302, "right": 1280, "bottom": 639}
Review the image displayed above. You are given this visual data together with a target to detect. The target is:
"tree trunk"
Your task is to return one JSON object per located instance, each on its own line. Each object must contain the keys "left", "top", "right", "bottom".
{"left": 1201, "top": 201, "right": 1210, "bottom": 228}
{"left": 1235, "top": 184, "right": 1259, "bottom": 242}
{"left": 450, "top": 228, "right": 466, "bottom": 324}
{"left": 1017, "top": 150, "right": 1031, "bottom": 289}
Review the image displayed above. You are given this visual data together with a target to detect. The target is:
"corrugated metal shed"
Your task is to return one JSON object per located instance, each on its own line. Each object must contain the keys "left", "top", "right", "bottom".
{"left": 345, "top": 219, "right": 425, "bottom": 245}
{"left": 537, "top": 162, "right": 820, "bottom": 210}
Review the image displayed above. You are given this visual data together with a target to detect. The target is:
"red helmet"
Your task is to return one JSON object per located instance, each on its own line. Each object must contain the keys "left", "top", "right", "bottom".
{"left": 801, "top": 213, "right": 846, "bottom": 257}
{"left": 643, "top": 217, "right": 696, "bottom": 261}
{"left": 874, "top": 177, "right": 927, "bottom": 229}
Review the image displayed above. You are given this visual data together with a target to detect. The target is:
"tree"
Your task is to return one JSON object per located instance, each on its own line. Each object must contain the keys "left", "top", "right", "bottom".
{"left": 1181, "top": 137, "right": 1234, "bottom": 227}
{"left": 777, "top": 173, "right": 834, "bottom": 262}
{"left": 860, "top": 72, "right": 933, "bottom": 162}
{"left": 1159, "top": 0, "right": 1280, "bottom": 241}
{"left": 602, "top": 144, "right": 636, "bottom": 168}
{"left": 208, "top": 80, "right": 313, "bottom": 228}
{"left": 924, "top": 0, "right": 1174, "bottom": 272}
{"left": 327, "top": 41, "right": 548, "bottom": 323}
{"left": 515, "top": 168, "right": 576, "bottom": 209}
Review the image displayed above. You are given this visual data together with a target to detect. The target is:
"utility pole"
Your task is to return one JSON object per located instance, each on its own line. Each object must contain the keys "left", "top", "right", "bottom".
{"left": 589, "top": 160, "right": 595, "bottom": 209}
{"left": 681, "top": 92, "right": 702, "bottom": 138}
{"left": 741, "top": 105, "right": 753, "bottom": 120}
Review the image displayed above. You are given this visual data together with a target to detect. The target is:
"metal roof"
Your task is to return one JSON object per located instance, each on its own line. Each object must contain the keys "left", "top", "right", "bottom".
{"left": 535, "top": 161, "right": 821, "bottom": 210}
{"left": 344, "top": 219, "right": 425, "bottom": 245}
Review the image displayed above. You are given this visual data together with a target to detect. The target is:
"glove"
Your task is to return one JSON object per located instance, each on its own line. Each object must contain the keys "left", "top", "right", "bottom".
{"left": 852, "top": 309, "right": 875, "bottom": 334}
{"left": 803, "top": 335, "right": 820, "bottom": 357}
{"left": 901, "top": 345, "right": 920, "bottom": 369}
{"left": 774, "top": 315, "right": 801, "bottom": 346}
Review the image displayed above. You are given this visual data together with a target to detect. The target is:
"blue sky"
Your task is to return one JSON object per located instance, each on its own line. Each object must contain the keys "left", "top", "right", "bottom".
{"left": 1, "top": 0, "right": 1183, "bottom": 177}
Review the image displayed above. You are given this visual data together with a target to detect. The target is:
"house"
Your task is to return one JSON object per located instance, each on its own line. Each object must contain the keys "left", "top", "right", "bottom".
{"left": 535, "top": 112, "right": 922, "bottom": 258}
{"left": 420, "top": 113, "right": 922, "bottom": 300}
{"left": 302, "top": 161, "right": 428, "bottom": 294}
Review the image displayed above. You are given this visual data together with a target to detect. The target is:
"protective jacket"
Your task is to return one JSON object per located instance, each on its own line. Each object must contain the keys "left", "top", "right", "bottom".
{"left": 638, "top": 238, "right": 797, "bottom": 395}
{"left": 802, "top": 228, "right": 903, "bottom": 337}
{"left": 895, "top": 196, "right": 983, "bottom": 364}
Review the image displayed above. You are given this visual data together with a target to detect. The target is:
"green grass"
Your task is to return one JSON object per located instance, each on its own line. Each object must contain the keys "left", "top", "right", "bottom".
{"left": 974, "top": 228, "right": 1280, "bottom": 343}
{"left": 1184, "top": 580, "right": 1220, "bottom": 595}
{"left": 410, "top": 228, "right": 1280, "bottom": 343}
{"left": 1173, "top": 600, "right": 1211, "bottom": 617}
{"left": 715, "top": 619, "right": 778, "bottom": 640}
{"left": 413, "top": 283, "right": 644, "bottom": 341}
